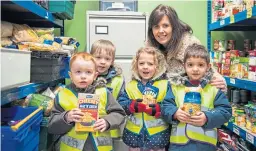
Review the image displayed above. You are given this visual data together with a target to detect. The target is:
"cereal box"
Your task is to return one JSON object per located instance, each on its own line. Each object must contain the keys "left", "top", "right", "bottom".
{"left": 142, "top": 86, "right": 159, "bottom": 106}
{"left": 183, "top": 87, "right": 202, "bottom": 116}
{"left": 75, "top": 93, "right": 99, "bottom": 132}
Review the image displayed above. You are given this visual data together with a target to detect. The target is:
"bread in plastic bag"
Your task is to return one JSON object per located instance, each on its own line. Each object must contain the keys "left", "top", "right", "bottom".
{"left": 12, "top": 24, "right": 39, "bottom": 43}
{"left": 1, "top": 21, "right": 13, "bottom": 38}
{"left": 33, "top": 27, "right": 54, "bottom": 36}
{"left": 1, "top": 37, "right": 13, "bottom": 46}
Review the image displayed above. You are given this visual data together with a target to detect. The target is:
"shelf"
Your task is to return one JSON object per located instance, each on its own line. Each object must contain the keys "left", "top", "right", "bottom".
{"left": 209, "top": 6, "right": 256, "bottom": 31}
{"left": 1, "top": 0, "right": 63, "bottom": 28}
{"left": 224, "top": 76, "right": 256, "bottom": 91}
{"left": 224, "top": 122, "right": 256, "bottom": 147}
{"left": 1, "top": 78, "right": 65, "bottom": 106}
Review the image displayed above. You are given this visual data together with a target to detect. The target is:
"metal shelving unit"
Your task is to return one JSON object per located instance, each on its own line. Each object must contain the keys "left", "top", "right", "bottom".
{"left": 1, "top": 0, "right": 63, "bottom": 28}
{"left": 207, "top": 1, "right": 256, "bottom": 91}
{"left": 225, "top": 122, "right": 256, "bottom": 147}
{"left": 1, "top": 0, "right": 67, "bottom": 106}
{"left": 1, "top": 78, "right": 65, "bottom": 106}
{"left": 224, "top": 76, "right": 256, "bottom": 91}
{"left": 207, "top": 1, "right": 256, "bottom": 148}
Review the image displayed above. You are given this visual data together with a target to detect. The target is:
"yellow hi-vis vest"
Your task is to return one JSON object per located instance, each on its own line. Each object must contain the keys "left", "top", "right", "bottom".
{"left": 170, "top": 84, "right": 218, "bottom": 146}
{"left": 106, "top": 75, "right": 124, "bottom": 138}
{"left": 58, "top": 87, "right": 112, "bottom": 151}
{"left": 125, "top": 80, "right": 169, "bottom": 136}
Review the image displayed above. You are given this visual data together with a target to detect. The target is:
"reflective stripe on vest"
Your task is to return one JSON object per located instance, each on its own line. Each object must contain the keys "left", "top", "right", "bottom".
{"left": 58, "top": 87, "right": 112, "bottom": 151}
{"left": 126, "top": 80, "right": 169, "bottom": 135}
{"left": 106, "top": 75, "right": 124, "bottom": 138}
{"left": 170, "top": 84, "right": 218, "bottom": 146}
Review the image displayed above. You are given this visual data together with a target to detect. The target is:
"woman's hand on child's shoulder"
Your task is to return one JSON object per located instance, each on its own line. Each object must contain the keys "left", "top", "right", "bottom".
{"left": 65, "top": 108, "right": 85, "bottom": 123}
{"left": 173, "top": 107, "right": 191, "bottom": 123}
{"left": 189, "top": 111, "right": 207, "bottom": 127}
{"left": 210, "top": 72, "right": 227, "bottom": 92}
{"left": 94, "top": 118, "right": 109, "bottom": 132}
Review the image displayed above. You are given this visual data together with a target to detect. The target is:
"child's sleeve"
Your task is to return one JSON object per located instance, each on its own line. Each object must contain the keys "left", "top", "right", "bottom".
{"left": 203, "top": 90, "right": 232, "bottom": 129}
{"left": 48, "top": 93, "right": 74, "bottom": 135}
{"left": 102, "top": 90, "right": 126, "bottom": 130}
{"left": 118, "top": 89, "right": 133, "bottom": 115}
{"left": 161, "top": 82, "right": 179, "bottom": 124}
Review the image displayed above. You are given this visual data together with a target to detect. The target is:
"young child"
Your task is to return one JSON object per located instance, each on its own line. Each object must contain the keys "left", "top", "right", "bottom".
{"left": 161, "top": 44, "right": 232, "bottom": 151}
{"left": 90, "top": 39, "right": 125, "bottom": 138}
{"left": 48, "top": 52, "right": 125, "bottom": 151}
{"left": 118, "top": 47, "right": 171, "bottom": 151}
{"left": 90, "top": 39, "right": 125, "bottom": 100}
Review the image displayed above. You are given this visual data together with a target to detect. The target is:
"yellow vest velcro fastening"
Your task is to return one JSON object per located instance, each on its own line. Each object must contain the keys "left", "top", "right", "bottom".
{"left": 170, "top": 84, "right": 218, "bottom": 146}
{"left": 126, "top": 80, "right": 169, "bottom": 135}
{"left": 58, "top": 87, "right": 113, "bottom": 151}
{"left": 106, "top": 75, "right": 124, "bottom": 138}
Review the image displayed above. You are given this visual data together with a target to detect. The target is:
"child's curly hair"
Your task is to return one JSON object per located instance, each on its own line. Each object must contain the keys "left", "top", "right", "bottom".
{"left": 131, "top": 47, "right": 167, "bottom": 77}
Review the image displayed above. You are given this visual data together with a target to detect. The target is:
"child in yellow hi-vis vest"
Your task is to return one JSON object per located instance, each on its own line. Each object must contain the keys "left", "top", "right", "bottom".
{"left": 162, "top": 44, "right": 232, "bottom": 151}
{"left": 90, "top": 39, "right": 125, "bottom": 100}
{"left": 48, "top": 52, "right": 125, "bottom": 151}
{"left": 90, "top": 39, "right": 126, "bottom": 149}
{"left": 118, "top": 47, "right": 172, "bottom": 151}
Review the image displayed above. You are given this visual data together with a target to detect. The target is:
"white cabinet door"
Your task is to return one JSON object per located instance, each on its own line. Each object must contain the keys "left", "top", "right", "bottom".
{"left": 87, "top": 11, "right": 148, "bottom": 82}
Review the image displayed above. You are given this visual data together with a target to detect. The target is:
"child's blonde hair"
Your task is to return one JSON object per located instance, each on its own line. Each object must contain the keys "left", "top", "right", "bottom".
{"left": 132, "top": 47, "right": 166, "bottom": 75}
{"left": 69, "top": 52, "right": 97, "bottom": 69}
{"left": 90, "top": 39, "right": 116, "bottom": 60}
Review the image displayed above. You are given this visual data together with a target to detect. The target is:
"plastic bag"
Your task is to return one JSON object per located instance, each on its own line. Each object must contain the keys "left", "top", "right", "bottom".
{"left": 25, "top": 94, "right": 54, "bottom": 116}
{"left": 1, "top": 21, "right": 13, "bottom": 38}
{"left": 33, "top": 27, "right": 54, "bottom": 36}
{"left": 12, "top": 24, "right": 39, "bottom": 43}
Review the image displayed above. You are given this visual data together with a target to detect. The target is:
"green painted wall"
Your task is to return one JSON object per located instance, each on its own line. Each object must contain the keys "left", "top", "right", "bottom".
{"left": 64, "top": 1, "right": 99, "bottom": 52}
{"left": 138, "top": 0, "right": 207, "bottom": 46}
{"left": 64, "top": 1, "right": 255, "bottom": 52}
{"left": 64, "top": 0, "right": 207, "bottom": 51}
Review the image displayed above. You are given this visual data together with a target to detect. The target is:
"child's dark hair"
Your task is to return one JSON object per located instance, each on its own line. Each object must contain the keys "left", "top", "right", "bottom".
{"left": 184, "top": 44, "right": 210, "bottom": 64}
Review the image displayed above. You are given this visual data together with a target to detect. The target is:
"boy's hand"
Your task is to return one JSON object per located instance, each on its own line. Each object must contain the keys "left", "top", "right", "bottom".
{"left": 65, "top": 108, "right": 84, "bottom": 123}
{"left": 94, "top": 118, "right": 109, "bottom": 132}
{"left": 189, "top": 112, "right": 207, "bottom": 127}
{"left": 173, "top": 107, "right": 191, "bottom": 123}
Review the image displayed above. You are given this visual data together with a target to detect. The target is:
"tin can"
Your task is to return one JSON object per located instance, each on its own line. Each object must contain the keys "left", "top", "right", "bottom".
{"left": 227, "top": 40, "right": 235, "bottom": 51}
{"left": 244, "top": 39, "right": 252, "bottom": 51}
{"left": 219, "top": 40, "right": 227, "bottom": 51}
{"left": 213, "top": 40, "right": 219, "bottom": 51}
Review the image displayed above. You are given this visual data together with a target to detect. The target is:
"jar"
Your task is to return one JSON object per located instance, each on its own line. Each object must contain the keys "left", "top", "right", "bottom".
{"left": 219, "top": 40, "right": 227, "bottom": 51}
{"left": 244, "top": 39, "right": 252, "bottom": 51}
{"left": 227, "top": 40, "right": 235, "bottom": 51}
{"left": 214, "top": 40, "right": 219, "bottom": 51}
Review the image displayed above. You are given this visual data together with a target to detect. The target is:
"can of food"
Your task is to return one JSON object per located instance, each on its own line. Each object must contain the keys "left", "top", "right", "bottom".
{"left": 244, "top": 39, "right": 252, "bottom": 51}
{"left": 227, "top": 40, "right": 235, "bottom": 51}
{"left": 219, "top": 40, "right": 227, "bottom": 51}
{"left": 213, "top": 40, "right": 219, "bottom": 51}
